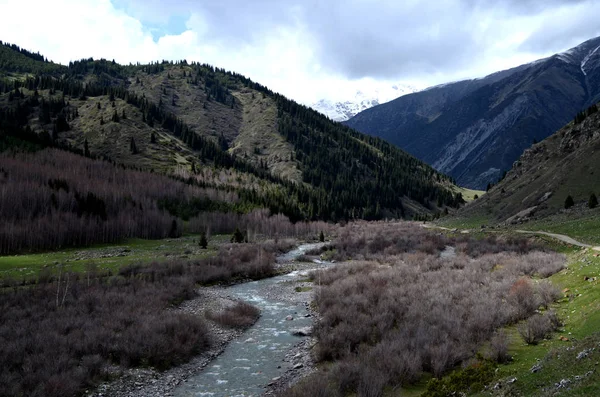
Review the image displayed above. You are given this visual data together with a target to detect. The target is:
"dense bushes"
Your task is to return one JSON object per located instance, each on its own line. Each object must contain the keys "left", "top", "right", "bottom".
{"left": 0, "top": 150, "right": 330, "bottom": 255}
{"left": 0, "top": 240, "right": 289, "bottom": 397}
{"left": 0, "top": 149, "right": 236, "bottom": 254}
{"left": 328, "top": 221, "right": 546, "bottom": 262}
{"left": 284, "top": 222, "right": 565, "bottom": 396}
{"left": 206, "top": 301, "right": 260, "bottom": 328}
{"left": 518, "top": 311, "right": 561, "bottom": 345}
{"left": 0, "top": 275, "right": 208, "bottom": 397}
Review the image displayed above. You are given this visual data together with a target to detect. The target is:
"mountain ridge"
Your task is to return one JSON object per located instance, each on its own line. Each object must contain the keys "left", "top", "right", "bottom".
{"left": 0, "top": 41, "right": 463, "bottom": 226}
{"left": 346, "top": 36, "right": 600, "bottom": 189}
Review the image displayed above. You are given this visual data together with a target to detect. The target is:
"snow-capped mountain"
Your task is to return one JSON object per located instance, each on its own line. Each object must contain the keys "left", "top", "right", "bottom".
{"left": 311, "top": 84, "right": 419, "bottom": 122}
{"left": 346, "top": 35, "right": 600, "bottom": 189}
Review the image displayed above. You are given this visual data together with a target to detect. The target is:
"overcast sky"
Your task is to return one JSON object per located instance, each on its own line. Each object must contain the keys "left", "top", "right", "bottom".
{"left": 1, "top": 0, "right": 599, "bottom": 103}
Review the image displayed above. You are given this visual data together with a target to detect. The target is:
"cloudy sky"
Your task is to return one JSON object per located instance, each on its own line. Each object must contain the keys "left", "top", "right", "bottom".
{"left": 1, "top": 0, "right": 599, "bottom": 104}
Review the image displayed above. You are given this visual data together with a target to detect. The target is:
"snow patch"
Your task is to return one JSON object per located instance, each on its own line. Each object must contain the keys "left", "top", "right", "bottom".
{"left": 311, "top": 83, "right": 419, "bottom": 121}
{"left": 581, "top": 45, "right": 600, "bottom": 76}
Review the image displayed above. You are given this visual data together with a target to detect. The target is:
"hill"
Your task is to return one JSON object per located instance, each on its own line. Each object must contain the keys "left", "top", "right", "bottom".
{"left": 0, "top": 42, "right": 464, "bottom": 253}
{"left": 346, "top": 36, "right": 600, "bottom": 189}
{"left": 448, "top": 101, "right": 600, "bottom": 234}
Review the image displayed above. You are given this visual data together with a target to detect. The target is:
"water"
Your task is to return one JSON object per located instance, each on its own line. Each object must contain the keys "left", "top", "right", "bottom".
{"left": 440, "top": 245, "right": 456, "bottom": 259}
{"left": 174, "top": 243, "right": 329, "bottom": 397}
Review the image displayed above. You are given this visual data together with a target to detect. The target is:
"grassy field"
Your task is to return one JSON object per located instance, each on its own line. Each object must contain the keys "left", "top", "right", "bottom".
{"left": 453, "top": 186, "right": 486, "bottom": 202}
{"left": 520, "top": 213, "right": 600, "bottom": 246}
{"left": 0, "top": 234, "right": 230, "bottom": 281}
{"left": 470, "top": 244, "right": 600, "bottom": 396}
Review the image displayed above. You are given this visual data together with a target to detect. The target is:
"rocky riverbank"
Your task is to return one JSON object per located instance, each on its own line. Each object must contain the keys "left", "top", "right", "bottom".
{"left": 87, "top": 288, "right": 250, "bottom": 397}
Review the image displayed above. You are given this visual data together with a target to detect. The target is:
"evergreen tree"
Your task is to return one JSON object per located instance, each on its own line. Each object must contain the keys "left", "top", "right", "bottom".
{"left": 589, "top": 193, "right": 598, "bottom": 209}
{"left": 319, "top": 231, "right": 325, "bottom": 242}
{"left": 130, "top": 137, "right": 138, "bottom": 154}
{"left": 84, "top": 139, "right": 90, "bottom": 157}
{"left": 150, "top": 132, "right": 156, "bottom": 144}
{"left": 231, "top": 227, "right": 245, "bottom": 243}
{"left": 565, "top": 195, "right": 575, "bottom": 209}
{"left": 199, "top": 232, "right": 208, "bottom": 249}
{"left": 168, "top": 219, "right": 179, "bottom": 238}
{"left": 112, "top": 110, "right": 120, "bottom": 122}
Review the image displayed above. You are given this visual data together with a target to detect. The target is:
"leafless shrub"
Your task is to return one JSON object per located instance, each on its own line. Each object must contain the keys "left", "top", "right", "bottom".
{"left": 308, "top": 223, "right": 566, "bottom": 395}
{"left": 0, "top": 274, "right": 210, "bottom": 397}
{"left": 518, "top": 313, "right": 558, "bottom": 345}
{"left": 279, "top": 374, "right": 339, "bottom": 397}
{"left": 206, "top": 301, "right": 260, "bottom": 328}
{"left": 486, "top": 331, "right": 511, "bottom": 363}
{"left": 546, "top": 310, "right": 562, "bottom": 329}
{"left": 537, "top": 280, "right": 562, "bottom": 308}
{"left": 507, "top": 277, "right": 540, "bottom": 320}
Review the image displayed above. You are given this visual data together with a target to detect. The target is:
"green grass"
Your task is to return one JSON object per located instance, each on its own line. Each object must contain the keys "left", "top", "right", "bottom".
{"left": 435, "top": 213, "right": 492, "bottom": 230}
{"left": 453, "top": 186, "right": 486, "bottom": 202}
{"left": 470, "top": 245, "right": 600, "bottom": 396}
{"left": 0, "top": 234, "right": 228, "bottom": 281}
{"left": 522, "top": 213, "right": 600, "bottom": 246}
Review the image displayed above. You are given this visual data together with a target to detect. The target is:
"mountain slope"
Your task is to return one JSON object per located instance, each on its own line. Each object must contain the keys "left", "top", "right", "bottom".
{"left": 0, "top": 42, "right": 464, "bottom": 225}
{"left": 311, "top": 83, "right": 418, "bottom": 122}
{"left": 453, "top": 101, "right": 600, "bottom": 226}
{"left": 346, "top": 36, "right": 600, "bottom": 189}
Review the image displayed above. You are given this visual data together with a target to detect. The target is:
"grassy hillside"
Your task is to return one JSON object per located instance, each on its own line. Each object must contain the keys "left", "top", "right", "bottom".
{"left": 446, "top": 102, "right": 600, "bottom": 238}
{"left": 0, "top": 44, "right": 464, "bottom": 226}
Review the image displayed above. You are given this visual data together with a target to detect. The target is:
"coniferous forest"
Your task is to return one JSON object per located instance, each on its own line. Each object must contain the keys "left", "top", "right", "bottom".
{"left": 0, "top": 41, "right": 464, "bottom": 253}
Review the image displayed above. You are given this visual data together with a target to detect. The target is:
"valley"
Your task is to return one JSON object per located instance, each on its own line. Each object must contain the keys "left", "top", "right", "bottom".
{"left": 1, "top": 24, "right": 600, "bottom": 397}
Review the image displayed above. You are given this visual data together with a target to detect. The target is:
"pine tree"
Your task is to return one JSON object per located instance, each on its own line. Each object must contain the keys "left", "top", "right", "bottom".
{"left": 130, "top": 137, "right": 138, "bottom": 154}
{"left": 589, "top": 193, "right": 598, "bottom": 209}
{"left": 319, "top": 231, "right": 325, "bottom": 242}
{"left": 199, "top": 232, "right": 208, "bottom": 249}
{"left": 565, "top": 195, "right": 575, "bottom": 209}
{"left": 169, "top": 219, "right": 179, "bottom": 238}
{"left": 150, "top": 132, "right": 156, "bottom": 144}
{"left": 231, "top": 227, "right": 245, "bottom": 243}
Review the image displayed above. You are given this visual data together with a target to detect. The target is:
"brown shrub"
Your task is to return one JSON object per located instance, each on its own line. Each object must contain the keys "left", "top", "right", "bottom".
{"left": 486, "top": 331, "right": 511, "bottom": 363}
{"left": 0, "top": 274, "right": 210, "bottom": 397}
{"left": 537, "top": 280, "right": 562, "bottom": 308}
{"left": 308, "top": 223, "right": 566, "bottom": 395}
{"left": 518, "top": 314, "right": 556, "bottom": 345}
{"left": 206, "top": 301, "right": 260, "bottom": 328}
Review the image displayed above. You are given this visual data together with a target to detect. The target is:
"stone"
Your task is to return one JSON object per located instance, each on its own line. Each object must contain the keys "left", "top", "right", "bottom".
{"left": 291, "top": 327, "right": 313, "bottom": 336}
{"left": 293, "top": 363, "right": 303, "bottom": 370}
{"left": 285, "top": 315, "right": 293, "bottom": 321}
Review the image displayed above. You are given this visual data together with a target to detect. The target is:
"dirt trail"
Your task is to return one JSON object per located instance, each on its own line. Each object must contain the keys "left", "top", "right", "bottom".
{"left": 516, "top": 230, "right": 600, "bottom": 251}
{"left": 422, "top": 223, "right": 600, "bottom": 251}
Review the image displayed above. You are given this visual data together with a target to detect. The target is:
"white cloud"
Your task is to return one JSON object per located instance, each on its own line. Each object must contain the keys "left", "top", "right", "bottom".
{"left": 0, "top": 0, "right": 599, "bottom": 104}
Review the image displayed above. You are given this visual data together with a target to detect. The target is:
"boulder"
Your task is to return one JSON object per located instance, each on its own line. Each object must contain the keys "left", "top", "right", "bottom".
{"left": 291, "top": 327, "right": 313, "bottom": 337}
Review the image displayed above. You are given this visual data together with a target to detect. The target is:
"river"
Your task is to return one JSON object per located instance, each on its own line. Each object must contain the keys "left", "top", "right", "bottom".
{"left": 173, "top": 242, "right": 329, "bottom": 397}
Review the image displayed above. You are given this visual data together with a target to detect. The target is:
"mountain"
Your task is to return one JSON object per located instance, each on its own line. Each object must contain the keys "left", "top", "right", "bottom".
{"left": 346, "top": 36, "right": 600, "bottom": 189}
{"left": 311, "top": 83, "right": 418, "bottom": 122}
{"left": 0, "top": 40, "right": 464, "bottom": 239}
{"left": 453, "top": 101, "right": 600, "bottom": 226}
